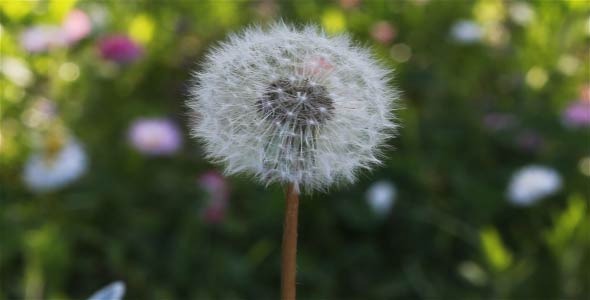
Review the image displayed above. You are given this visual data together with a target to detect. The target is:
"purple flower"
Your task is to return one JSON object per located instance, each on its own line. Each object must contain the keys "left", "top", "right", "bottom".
{"left": 62, "top": 9, "right": 92, "bottom": 43}
{"left": 128, "top": 118, "right": 181, "bottom": 156}
{"left": 98, "top": 35, "right": 142, "bottom": 63}
{"left": 198, "top": 171, "right": 230, "bottom": 224}
{"left": 515, "top": 130, "right": 544, "bottom": 152}
{"left": 482, "top": 113, "right": 517, "bottom": 131}
{"left": 562, "top": 101, "right": 590, "bottom": 128}
{"left": 20, "top": 25, "right": 68, "bottom": 53}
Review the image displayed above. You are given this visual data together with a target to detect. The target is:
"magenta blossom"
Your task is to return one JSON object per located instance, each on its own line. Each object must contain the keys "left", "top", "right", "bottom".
{"left": 128, "top": 118, "right": 182, "bottom": 156}
{"left": 198, "top": 171, "right": 230, "bottom": 224}
{"left": 63, "top": 9, "right": 92, "bottom": 43}
{"left": 562, "top": 101, "right": 590, "bottom": 128}
{"left": 98, "top": 35, "right": 143, "bottom": 63}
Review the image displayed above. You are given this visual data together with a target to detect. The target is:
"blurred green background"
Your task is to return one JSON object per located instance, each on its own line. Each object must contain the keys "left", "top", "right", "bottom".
{"left": 1, "top": 0, "right": 589, "bottom": 299}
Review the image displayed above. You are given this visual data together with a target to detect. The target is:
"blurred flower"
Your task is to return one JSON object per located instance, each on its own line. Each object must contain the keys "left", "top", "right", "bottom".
{"left": 22, "top": 98, "right": 57, "bottom": 129}
{"left": 62, "top": 9, "right": 92, "bottom": 43}
{"left": 507, "top": 165, "right": 562, "bottom": 206}
{"left": 562, "top": 101, "right": 590, "bottom": 128}
{"left": 339, "top": 0, "right": 361, "bottom": 9}
{"left": 370, "top": 21, "right": 396, "bottom": 45}
{"left": 23, "top": 136, "right": 87, "bottom": 193}
{"left": 483, "top": 113, "right": 517, "bottom": 131}
{"left": 580, "top": 84, "right": 590, "bottom": 102}
{"left": 390, "top": 43, "right": 412, "bottom": 63}
{"left": 525, "top": 67, "right": 548, "bottom": 90}
{"left": 88, "top": 281, "right": 125, "bottom": 300}
{"left": 198, "top": 171, "right": 230, "bottom": 224}
{"left": 482, "top": 23, "right": 510, "bottom": 48}
{"left": 556, "top": 55, "right": 579, "bottom": 76}
{"left": 187, "top": 23, "right": 398, "bottom": 192}
{"left": 87, "top": 4, "right": 109, "bottom": 30}
{"left": 515, "top": 130, "right": 544, "bottom": 152}
{"left": 508, "top": 2, "right": 534, "bottom": 26}
{"left": 20, "top": 25, "right": 68, "bottom": 53}
{"left": 578, "top": 156, "right": 590, "bottom": 177}
{"left": 128, "top": 118, "right": 182, "bottom": 156}
{"left": 254, "top": 0, "right": 278, "bottom": 19}
{"left": 0, "top": 56, "right": 33, "bottom": 87}
{"left": 98, "top": 35, "right": 143, "bottom": 63}
{"left": 450, "top": 20, "right": 482, "bottom": 44}
{"left": 365, "top": 180, "right": 396, "bottom": 216}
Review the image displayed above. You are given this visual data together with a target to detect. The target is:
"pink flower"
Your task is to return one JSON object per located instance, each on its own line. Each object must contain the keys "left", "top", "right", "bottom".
{"left": 20, "top": 26, "right": 68, "bottom": 53}
{"left": 128, "top": 118, "right": 182, "bottom": 156}
{"left": 62, "top": 9, "right": 92, "bottom": 43}
{"left": 562, "top": 101, "right": 590, "bottom": 128}
{"left": 198, "top": 171, "right": 230, "bottom": 224}
{"left": 370, "top": 21, "right": 396, "bottom": 45}
{"left": 98, "top": 35, "right": 143, "bottom": 63}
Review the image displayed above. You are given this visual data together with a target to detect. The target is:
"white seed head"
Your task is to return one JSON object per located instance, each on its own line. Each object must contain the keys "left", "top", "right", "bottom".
{"left": 187, "top": 23, "right": 399, "bottom": 192}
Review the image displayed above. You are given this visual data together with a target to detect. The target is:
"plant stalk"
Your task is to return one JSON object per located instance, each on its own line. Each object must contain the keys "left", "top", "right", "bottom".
{"left": 281, "top": 183, "right": 299, "bottom": 300}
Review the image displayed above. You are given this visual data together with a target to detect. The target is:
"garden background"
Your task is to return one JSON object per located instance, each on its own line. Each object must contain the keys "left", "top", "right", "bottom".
{"left": 1, "top": 0, "right": 589, "bottom": 299}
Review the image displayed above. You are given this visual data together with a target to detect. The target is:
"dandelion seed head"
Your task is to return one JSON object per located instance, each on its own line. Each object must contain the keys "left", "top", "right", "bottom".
{"left": 188, "top": 23, "right": 399, "bottom": 192}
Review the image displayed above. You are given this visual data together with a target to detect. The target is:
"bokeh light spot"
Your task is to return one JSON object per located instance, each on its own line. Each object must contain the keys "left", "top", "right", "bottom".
{"left": 129, "top": 14, "right": 154, "bottom": 44}
{"left": 557, "top": 55, "right": 579, "bottom": 76}
{"left": 390, "top": 43, "right": 412, "bottom": 63}
{"left": 525, "top": 67, "right": 548, "bottom": 89}
{"left": 58, "top": 62, "right": 80, "bottom": 82}
{"left": 322, "top": 9, "right": 346, "bottom": 33}
{"left": 579, "top": 157, "right": 590, "bottom": 177}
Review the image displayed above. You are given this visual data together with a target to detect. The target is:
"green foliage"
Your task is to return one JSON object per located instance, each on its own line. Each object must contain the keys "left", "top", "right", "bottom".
{"left": 1, "top": 0, "right": 589, "bottom": 299}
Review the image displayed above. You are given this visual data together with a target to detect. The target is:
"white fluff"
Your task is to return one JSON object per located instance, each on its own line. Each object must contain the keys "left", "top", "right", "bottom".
{"left": 507, "top": 165, "right": 562, "bottom": 206}
{"left": 188, "top": 23, "right": 398, "bottom": 192}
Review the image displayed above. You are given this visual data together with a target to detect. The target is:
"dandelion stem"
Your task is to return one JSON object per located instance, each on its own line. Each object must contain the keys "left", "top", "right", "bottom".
{"left": 281, "top": 183, "right": 299, "bottom": 300}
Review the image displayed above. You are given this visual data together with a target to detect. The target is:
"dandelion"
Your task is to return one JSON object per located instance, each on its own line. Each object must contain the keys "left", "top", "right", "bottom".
{"left": 507, "top": 165, "right": 562, "bottom": 206}
{"left": 98, "top": 35, "right": 143, "bottom": 63}
{"left": 365, "top": 180, "right": 397, "bottom": 216}
{"left": 88, "top": 281, "right": 125, "bottom": 300}
{"left": 187, "top": 23, "right": 398, "bottom": 299}
{"left": 23, "top": 136, "right": 87, "bottom": 193}
{"left": 128, "top": 118, "right": 182, "bottom": 156}
{"left": 188, "top": 23, "right": 398, "bottom": 192}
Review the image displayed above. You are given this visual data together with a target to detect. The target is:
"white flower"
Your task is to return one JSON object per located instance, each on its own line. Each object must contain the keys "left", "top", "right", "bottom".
{"left": 365, "top": 180, "right": 396, "bottom": 216}
{"left": 450, "top": 20, "right": 482, "bottom": 44}
{"left": 88, "top": 281, "right": 125, "bottom": 300}
{"left": 188, "top": 23, "right": 398, "bottom": 192}
{"left": 507, "top": 165, "right": 562, "bottom": 206}
{"left": 23, "top": 138, "right": 87, "bottom": 193}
